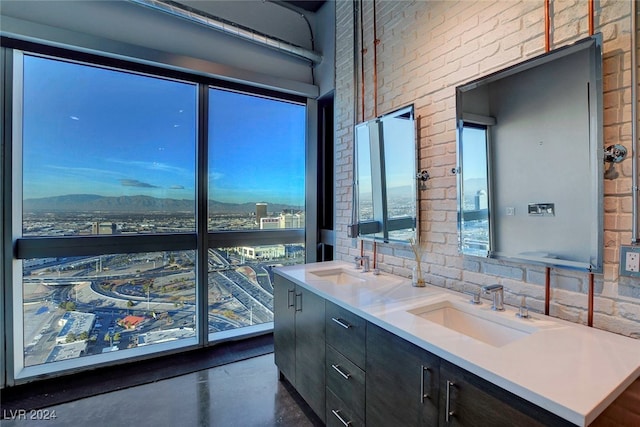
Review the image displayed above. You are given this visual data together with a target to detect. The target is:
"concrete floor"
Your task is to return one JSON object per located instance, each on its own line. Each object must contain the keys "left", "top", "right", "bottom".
{"left": 1, "top": 354, "right": 322, "bottom": 427}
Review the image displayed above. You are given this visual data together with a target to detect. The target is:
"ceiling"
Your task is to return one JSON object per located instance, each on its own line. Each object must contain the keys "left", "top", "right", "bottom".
{"left": 284, "top": 1, "right": 326, "bottom": 12}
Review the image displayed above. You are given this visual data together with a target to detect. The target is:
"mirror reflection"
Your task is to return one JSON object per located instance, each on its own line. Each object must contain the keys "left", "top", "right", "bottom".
{"left": 458, "top": 124, "right": 490, "bottom": 256}
{"left": 455, "top": 35, "right": 603, "bottom": 272}
{"left": 355, "top": 105, "right": 417, "bottom": 242}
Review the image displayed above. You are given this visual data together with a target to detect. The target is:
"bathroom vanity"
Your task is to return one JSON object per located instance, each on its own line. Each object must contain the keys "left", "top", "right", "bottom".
{"left": 273, "top": 261, "right": 640, "bottom": 427}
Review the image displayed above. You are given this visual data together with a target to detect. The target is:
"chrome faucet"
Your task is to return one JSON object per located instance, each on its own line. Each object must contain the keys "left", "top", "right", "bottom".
{"left": 355, "top": 255, "right": 370, "bottom": 273}
{"left": 482, "top": 284, "right": 504, "bottom": 311}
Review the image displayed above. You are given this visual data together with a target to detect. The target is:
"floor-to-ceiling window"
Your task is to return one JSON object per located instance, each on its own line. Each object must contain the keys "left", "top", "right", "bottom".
{"left": 6, "top": 46, "right": 308, "bottom": 382}
{"left": 207, "top": 88, "right": 305, "bottom": 335}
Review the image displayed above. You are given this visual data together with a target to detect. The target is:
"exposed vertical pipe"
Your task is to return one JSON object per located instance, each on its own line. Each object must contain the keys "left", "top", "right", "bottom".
{"left": 359, "top": 0, "right": 366, "bottom": 121}
{"left": 372, "top": 0, "right": 379, "bottom": 118}
{"left": 632, "top": 0, "right": 639, "bottom": 244}
{"left": 543, "top": 1, "right": 551, "bottom": 318}
{"left": 545, "top": 267, "right": 551, "bottom": 315}
{"left": 544, "top": 0, "right": 551, "bottom": 52}
{"left": 587, "top": 1, "right": 596, "bottom": 329}
{"left": 350, "top": 0, "right": 360, "bottom": 239}
{"left": 589, "top": 0, "right": 595, "bottom": 36}
{"left": 373, "top": 241, "right": 377, "bottom": 269}
{"left": 588, "top": 274, "right": 594, "bottom": 327}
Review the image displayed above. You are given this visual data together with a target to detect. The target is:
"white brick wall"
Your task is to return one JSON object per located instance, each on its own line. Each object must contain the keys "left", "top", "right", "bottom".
{"left": 334, "top": 0, "right": 640, "bottom": 338}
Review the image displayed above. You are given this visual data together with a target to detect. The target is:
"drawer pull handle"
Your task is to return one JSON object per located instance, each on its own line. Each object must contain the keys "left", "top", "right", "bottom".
{"left": 331, "top": 317, "right": 352, "bottom": 329}
{"left": 287, "top": 289, "right": 295, "bottom": 308}
{"left": 445, "top": 380, "right": 456, "bottom": 423}
{"left": 420, "top": 365, "right": 431, "bottom": 402}
{"left": 295, "top": 292, "right": 302, "bottom": 312}
{"left": 331, "top": 364, "right": 351, "bottom": 380}
{"left": 331, "top": 409, "right": 352, "bottom": 426}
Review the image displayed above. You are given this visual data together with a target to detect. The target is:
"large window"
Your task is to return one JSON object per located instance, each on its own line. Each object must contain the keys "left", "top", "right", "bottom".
{"left": 8, "top": 49, "right": 308, "bottom": 381}
{"left": 22, "top": 55, "right": 197, "bottom": 236}
{"left": 206, "top": 89, "right": 306, "bottom": 333}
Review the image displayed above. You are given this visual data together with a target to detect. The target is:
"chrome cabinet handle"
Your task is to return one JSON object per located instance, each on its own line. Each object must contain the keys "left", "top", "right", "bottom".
{"left": 287, "top": 289, "right": 295, "bottom": 308}
{"left": 331, "top": 409, "right": 352, "bottom": 426}
{"left": 331, "top": 317, "right": 351, "bottom": 329}
{"left": 420, "top": 365, "right": 431, "bottom": 402}
{"left": 445, "top": 380, "right": 456, "bottom": 423}
{"left": 331, "top": 364, "right": 351, "bottom": 380}
{"left": 295, "top": 292, "right": 302, "bottom": 312}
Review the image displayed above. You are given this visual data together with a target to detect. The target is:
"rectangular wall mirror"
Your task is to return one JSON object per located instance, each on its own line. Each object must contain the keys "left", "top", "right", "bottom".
{"left": 456, "top": 35, "right": 603, "bottom": 272}
{"left": 354, "top": 105, "right": 417, "bottom": 243}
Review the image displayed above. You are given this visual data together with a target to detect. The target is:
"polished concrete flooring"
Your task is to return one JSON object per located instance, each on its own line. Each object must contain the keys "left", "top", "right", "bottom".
{"left": 2, "top": 353, "right": 323, "bottom": 427}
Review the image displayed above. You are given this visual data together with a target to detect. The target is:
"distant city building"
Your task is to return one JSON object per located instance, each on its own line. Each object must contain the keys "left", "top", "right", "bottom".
{"left": 475, "top": 190, "right": 488, "bottom": 210}
{"left": 260, "top": 217, "right": 280, "bottom": 229}
{"left": 255, "top": 203, "right": 268, "bottom": 225}
{"left": 240, "top": 245, "right": 286, "bottom": 260}
{"left": 280, "top": 212, "right": 304, "bottom": 228}
{"left": 259, "top": 212, "right": 304, "bottom": 229}
{"left": 137, "top": 327, "right": 195, "bottom": 346}
{"left": 92, "top": 222, "right": 117, "bottom": 235}
{"left": 46, "top": 341, "right": 88, "bottom": 363}
{"left": 55, "top": 311, "right": 96, "bottom": 344}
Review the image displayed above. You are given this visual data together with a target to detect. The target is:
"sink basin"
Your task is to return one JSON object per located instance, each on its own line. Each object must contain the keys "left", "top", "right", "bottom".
{"left": 408, "top": 300, "right": 537, "bottom": 347}
{"left": 308, "top": 268, "right": 367, "bottom": 285}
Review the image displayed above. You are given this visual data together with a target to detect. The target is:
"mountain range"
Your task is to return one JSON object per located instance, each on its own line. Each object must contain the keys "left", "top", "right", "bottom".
{"left": 23, "top": 194, "right": 301, "bottom": 214}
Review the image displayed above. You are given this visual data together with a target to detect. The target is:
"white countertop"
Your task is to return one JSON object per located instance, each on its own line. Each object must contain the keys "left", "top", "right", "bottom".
{"left": 275, "top": 260, "right": 640, "bottom": 427}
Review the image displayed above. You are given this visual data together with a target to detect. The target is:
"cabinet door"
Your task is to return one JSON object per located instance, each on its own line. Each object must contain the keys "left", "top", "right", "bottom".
{"left": 273, "top": 274, "right": 296, "bottom": 384}
{"left": 439, "top": 361, "right": 572, "bottom": 427}
{"left": 295, "top": 287, "right": 326, "bottom": 422}
{"left": 366, "top": 322, "right": 440, "bottom": 427}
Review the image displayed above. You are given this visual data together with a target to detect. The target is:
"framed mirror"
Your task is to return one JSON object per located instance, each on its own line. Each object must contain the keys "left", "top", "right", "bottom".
{"left": 354, "top": 105, "right": 417, "bottom": 243}
{"left": 456, "top": 35, "right": 603, "bottom": 272}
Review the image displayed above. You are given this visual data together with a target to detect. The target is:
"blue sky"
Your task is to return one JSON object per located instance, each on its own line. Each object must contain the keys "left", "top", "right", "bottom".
{"left": 22, "top": 55, "right": 305, "bottom": 206}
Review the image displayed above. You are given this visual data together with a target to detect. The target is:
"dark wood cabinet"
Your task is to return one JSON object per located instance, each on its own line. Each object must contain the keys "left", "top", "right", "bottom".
{"left": 274, "top": 274, "right": 296, "bottom": 384}
{"left": 438, "top": 360, "right": 573, "bottom": 427}
{"left": 326, "top": 301, "right": 366, "bottom": 369}
{"left": 273, "top": 274, "right": 326, "bottom": 421}
{"left": 274, "top": 272, "right": 576, "bottom": 427}
{"left": 366, "top": 322, "right": 440, "bottom": 427}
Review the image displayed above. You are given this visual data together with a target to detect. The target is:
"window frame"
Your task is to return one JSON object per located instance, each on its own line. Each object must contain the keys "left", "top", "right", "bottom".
{"left": 2, "top": 39, "right": 315, "bottom": 385}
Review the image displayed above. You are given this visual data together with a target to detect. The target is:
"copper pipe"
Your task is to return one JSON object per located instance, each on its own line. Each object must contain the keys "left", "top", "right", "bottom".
{"left": 544, "top": 0, "right": 550, "bottom": 52}
{"left": 359, "top": 0, "right": 365, "bottom": 121}
{"left": 588, "top": 0, "right": 594, "bottom": 36}
{"left": 545, "top": 267, "right": 551, "bottom": 315}
{"left": 372, "top": 0, "right": 379, "bottom": 118}
{"left": 373, "top": 241, "right": 377, "bottom": 269}
{"left": 588, "top": 273, "right": 594, "bottom": 327}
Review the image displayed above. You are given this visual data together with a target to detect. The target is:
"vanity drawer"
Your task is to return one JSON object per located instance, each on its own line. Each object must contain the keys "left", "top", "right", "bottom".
{"left": 326, "top": 301, "right": 366, "bottom": 369}
{"left": 326, "top": 345, "right": 365, "bottom": 421}
{"left": 326, "top": 387, "right": 364, "bottom": 427}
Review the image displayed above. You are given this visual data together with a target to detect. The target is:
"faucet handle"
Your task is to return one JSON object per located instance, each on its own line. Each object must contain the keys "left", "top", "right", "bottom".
{"left": 463, "top": 290, "right": 481, "bottom": 305}
{"left": 516, "top": 296, "right": 530, "bottom": 318}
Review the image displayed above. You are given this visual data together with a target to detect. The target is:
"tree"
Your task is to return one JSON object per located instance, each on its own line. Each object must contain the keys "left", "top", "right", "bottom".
{"left": 127, "top": 300, "right": 134, "bottom": 308}
{"left": 65, "top": 332, "right": 76, "bottom": 343}
{"left": 113, "top": 332, "right": 121, "bottom": 342}
{"left": 78, "top": 331, "right": 89, "bottom": 341}
{"left": 104, "top": 332, "right": 111, "bottom": 343}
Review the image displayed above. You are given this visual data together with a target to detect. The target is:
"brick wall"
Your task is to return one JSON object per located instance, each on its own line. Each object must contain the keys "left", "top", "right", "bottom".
{"left": 334, "top": 0, "right": 640, "bottom": 337}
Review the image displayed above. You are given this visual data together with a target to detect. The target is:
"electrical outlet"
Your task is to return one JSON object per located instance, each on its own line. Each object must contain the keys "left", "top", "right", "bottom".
{"left": 626, "top": 252, "right": 640, "bottom": 272}
{"left": 620, "top": 245, "right": 640, "bottom": 278}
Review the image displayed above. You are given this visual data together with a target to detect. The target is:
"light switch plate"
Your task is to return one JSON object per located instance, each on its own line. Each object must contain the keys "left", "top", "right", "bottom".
{"left": 620, "top": 245, "right": 640, "bottom": 278}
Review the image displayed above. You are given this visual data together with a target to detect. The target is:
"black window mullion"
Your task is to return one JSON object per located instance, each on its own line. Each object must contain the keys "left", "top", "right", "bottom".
{"left": 16, "top": 234, "right": 197, "bottom": 259}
